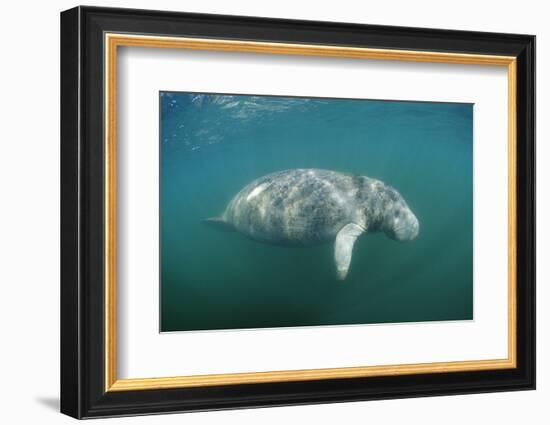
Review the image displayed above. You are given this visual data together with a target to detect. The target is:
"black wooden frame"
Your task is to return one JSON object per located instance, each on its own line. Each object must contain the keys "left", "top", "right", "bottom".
{"left": 60, "top": 5, "right": 535, "bottom": 419}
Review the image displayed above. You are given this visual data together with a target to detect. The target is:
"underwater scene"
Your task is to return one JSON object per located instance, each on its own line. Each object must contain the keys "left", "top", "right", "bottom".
{"left": 160, "top": 92, "right": 473, "bottom": 332}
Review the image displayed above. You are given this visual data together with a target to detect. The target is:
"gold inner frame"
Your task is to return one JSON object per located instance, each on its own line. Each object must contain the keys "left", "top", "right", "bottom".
{"left": 104, "top": 33, "right": 517, "bottom": 392}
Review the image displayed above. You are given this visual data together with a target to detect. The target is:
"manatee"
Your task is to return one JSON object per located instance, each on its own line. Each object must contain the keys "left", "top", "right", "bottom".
{"left": 204, "top": 168, "right": 419, "bottom": 280}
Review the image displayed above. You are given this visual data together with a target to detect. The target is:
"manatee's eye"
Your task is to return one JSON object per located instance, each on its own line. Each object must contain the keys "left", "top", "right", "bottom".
{"left": 394, "top": 210, "right": 400, "bottom": 218}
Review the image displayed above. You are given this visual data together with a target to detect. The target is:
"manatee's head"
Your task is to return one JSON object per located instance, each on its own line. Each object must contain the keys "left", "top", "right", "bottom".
{"left": 381, "top": 186, "right": 419, "bottom": 242}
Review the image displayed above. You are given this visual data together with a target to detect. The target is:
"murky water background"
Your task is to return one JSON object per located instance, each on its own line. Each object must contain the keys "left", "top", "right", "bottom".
{"left": 160, "top": 92, "right": 473, "bottom": 332}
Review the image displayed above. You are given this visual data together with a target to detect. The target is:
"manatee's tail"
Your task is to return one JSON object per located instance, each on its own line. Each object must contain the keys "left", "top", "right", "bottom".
{"left": 202, "top": 216, "right": 234, "bottom": 232}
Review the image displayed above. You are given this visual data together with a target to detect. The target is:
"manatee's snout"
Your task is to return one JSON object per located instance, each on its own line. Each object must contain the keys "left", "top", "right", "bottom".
{"left": 405, "top": 213, "right": 420, "bottom": 240}
{"left": 394, "top": 210, "right": 419, "bottom": 241}
{"left": 387, "top": 205, "right": 419, "bottom": 242}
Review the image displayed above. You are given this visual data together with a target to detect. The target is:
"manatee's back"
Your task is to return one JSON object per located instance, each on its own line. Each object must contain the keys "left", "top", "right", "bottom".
{"left": 224, "top": 169, "right": 355, "bottom": 245}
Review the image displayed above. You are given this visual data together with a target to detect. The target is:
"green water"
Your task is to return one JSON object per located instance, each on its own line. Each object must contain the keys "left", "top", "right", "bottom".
{"left": 160, "top": 92, "right": 473, "bottom": 332}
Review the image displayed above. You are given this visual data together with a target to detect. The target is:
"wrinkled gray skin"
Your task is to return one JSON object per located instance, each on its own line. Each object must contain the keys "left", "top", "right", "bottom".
{"left": 205, "top": 168, "right": 419, "bottom": 280}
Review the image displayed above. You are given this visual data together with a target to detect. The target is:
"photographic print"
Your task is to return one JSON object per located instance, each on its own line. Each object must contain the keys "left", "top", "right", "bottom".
{"left": 61, "top": 9, "right": 535, "bottom": 417}
{"left": 160, "top": 92, "right": 473, "bottom": 332}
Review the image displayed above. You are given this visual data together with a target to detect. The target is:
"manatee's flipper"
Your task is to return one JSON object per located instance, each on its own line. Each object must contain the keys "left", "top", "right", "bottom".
{"left": 334, "top": 223, "right": 365, "bottom": 280}
{"left": 202, "top": 216, "right": 234, "bottom": 232}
